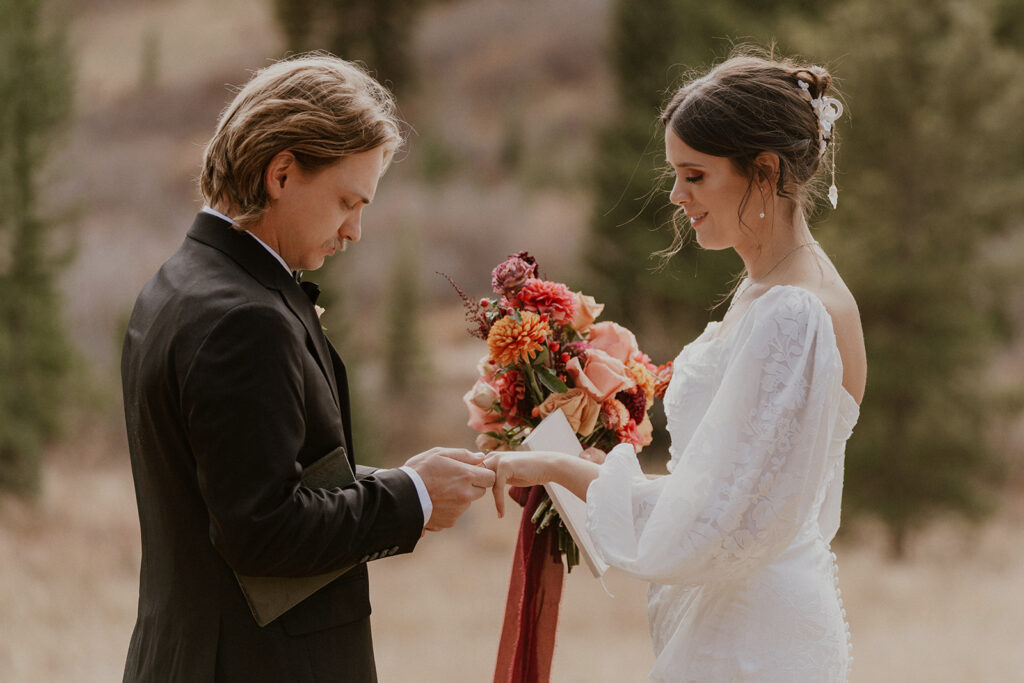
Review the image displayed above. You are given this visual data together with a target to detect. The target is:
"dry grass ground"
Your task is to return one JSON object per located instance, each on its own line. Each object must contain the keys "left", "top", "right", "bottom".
{"left": 1, "top": 439, "right": 1022, "bottom": 682}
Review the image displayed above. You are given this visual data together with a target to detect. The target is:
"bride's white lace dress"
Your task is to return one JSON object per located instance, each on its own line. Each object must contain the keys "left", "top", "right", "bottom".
{"left": 587, "top": 286, "right": 859, "bottom": 682}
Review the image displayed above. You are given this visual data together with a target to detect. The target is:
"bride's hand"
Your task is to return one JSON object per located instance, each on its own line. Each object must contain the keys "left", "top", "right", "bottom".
{"left": 580, "top": 446, "right": 607, "bottom": 464}
{"left": 483, "top": 450, "right": 563, "bottom": 518}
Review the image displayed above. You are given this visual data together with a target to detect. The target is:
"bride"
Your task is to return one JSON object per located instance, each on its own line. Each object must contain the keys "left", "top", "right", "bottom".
{"left": 485, "top": 50, "right": 865, "bottom": 682}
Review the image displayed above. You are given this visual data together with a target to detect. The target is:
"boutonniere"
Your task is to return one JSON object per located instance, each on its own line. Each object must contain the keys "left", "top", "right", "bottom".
{"left": 315, "top": 305, "right": 327, "bottom": 331}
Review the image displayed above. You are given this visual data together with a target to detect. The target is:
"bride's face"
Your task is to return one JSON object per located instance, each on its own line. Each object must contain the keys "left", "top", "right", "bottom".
{"left": 665, "top": 128, "right": 761, "bottom": 252}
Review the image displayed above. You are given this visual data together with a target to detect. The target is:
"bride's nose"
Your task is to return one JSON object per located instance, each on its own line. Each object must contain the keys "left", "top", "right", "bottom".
{"left": 669, "top": 177, "right": 691, "bottom": 207}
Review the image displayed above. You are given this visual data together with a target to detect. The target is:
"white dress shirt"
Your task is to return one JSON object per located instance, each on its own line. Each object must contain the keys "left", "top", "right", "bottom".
{"left": 199, "top": 206, "right": 433, "bottom": 526}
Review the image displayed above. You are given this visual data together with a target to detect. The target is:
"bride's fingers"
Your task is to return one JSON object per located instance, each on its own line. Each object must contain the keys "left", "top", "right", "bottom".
{"left": 492, "top": 462, "right": 507, "bottom": 518}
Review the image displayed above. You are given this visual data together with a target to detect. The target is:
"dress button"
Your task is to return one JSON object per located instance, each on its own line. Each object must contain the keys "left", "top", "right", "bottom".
{"left": 359, "top": 555, "right": 369, "bottom": 563}
{"left": 389, "top": 545, "right": 400, "bottom": 555}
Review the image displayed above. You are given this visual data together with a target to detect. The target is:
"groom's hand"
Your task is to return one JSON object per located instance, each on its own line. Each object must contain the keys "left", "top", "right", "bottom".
{"left": 404, "top": 448, "right": 495, "bottom": 531}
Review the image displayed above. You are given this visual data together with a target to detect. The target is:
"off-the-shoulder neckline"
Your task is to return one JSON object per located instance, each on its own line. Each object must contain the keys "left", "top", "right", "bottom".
{"left": 696, "top": 284, "right": 861, "bottom": 410}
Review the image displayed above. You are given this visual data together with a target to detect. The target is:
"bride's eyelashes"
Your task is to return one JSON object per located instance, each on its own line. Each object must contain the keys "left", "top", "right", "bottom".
{"left": 685, "top": 173, "right": 704, "bottom": 184}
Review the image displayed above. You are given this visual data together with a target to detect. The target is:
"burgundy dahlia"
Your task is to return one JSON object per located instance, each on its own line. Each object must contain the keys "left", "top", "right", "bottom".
{"left": 616, "top": 389, "right": 647, "bottom": 424}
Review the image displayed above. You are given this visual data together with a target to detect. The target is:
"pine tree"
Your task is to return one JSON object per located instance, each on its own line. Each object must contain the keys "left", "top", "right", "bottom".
{"left": 587, "top": 1, "right": 839, "bottom": 362}
{"left": 0, "top": 0, "right": 74, "bottom": 496}
{"left": 270, "top": 0, "right": 422, "bottom": 93}
{"left": 793, "top": 0, "right": 1024, "bottom": 556}
{"left": 273, "top": 0, "right": 318, "bottom": 54}
{"left": 384, "top": 230, "right": 427, "bottom": 396}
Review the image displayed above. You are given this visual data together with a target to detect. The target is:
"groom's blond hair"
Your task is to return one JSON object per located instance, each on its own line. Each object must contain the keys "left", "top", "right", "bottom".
{"left": 200, "top": 53, "right": 403, "bottom": 230}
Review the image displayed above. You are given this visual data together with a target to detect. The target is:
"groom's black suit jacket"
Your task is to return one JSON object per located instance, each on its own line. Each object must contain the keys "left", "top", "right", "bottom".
{"left": 121, "top": 212, "right": 423, "bottom": 682}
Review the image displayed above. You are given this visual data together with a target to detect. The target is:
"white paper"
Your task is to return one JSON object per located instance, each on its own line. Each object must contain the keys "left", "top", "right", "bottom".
{"left": 521, "top": 409, "right": 609, "bottom": 578}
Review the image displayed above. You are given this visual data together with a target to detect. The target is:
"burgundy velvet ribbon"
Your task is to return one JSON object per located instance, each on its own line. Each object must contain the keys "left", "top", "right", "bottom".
{"left": 493, "top": 485, "right": 565, "bottom": 683}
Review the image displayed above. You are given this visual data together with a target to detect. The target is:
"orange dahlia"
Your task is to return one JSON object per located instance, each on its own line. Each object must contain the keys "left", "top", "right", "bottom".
{"left": 487, "top": 311, "right": 550, "bottom": 367}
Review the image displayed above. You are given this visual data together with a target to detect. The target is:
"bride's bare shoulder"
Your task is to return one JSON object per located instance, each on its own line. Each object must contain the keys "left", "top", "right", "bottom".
{"left": 794, "top": 270, "right": 867, "bottom": 403}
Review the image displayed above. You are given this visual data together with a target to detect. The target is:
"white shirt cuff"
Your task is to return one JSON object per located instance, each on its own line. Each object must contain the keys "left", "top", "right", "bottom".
{"left": 398, "top": 465, "right": 433, "bottom": 528}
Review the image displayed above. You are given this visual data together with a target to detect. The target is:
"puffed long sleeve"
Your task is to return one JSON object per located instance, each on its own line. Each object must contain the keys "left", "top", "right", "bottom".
{"left": 586, "top": 287, "right": 846, "bottom": 586}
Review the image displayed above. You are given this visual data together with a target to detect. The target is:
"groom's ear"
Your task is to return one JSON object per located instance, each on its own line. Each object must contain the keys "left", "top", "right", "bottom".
{"left": 265, "top": 151, "right": 297, "bottom": 200}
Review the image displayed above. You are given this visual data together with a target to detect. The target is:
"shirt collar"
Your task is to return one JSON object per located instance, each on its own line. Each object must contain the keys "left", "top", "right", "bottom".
{"left": 200, "top": 206, "right": 292, "bottom": 276}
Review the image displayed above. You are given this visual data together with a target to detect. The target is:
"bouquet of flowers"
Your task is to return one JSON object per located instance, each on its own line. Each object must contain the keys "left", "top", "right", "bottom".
{"left": 445, "top": 252, "right": 671, "bottom": 570}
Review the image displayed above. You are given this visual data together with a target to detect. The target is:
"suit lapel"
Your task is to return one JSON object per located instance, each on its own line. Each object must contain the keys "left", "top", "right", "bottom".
{"left": 327, "top": 343, "right": 355, "bottom": 465}
{"left": 186, "top": 212, "right": 342, "bottom": 409}
{"left": 279, "top": 284, "right": 342, "bottom": 408}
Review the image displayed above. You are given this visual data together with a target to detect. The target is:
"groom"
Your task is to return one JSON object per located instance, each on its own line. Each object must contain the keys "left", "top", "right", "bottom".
{"left": 121, "top": 55, "right": 494, "bottom": 682}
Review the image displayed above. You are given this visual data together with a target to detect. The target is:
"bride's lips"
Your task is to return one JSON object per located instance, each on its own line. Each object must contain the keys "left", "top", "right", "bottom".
{"left": 687, "top": 212, "right": 708, "bottom": 227}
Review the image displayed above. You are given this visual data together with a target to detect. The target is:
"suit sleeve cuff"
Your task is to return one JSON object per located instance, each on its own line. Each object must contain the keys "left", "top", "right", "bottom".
{"left": 398, "top": 465, "right": 432, "bottom": 528}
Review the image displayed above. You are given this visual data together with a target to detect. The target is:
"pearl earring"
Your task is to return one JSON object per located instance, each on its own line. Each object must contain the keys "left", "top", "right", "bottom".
{"left": 759, "top": 211, "right": 766, "bottom": 219}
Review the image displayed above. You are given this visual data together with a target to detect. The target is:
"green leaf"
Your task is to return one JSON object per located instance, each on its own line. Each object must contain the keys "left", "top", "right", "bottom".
{"left": 536, "top": 366, "right": 569, "bottom": 393}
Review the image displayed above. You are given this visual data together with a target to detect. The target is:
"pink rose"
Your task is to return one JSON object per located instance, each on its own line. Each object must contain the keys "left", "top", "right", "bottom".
{"left": 587, "top": 321, "right": 640, "bottom": 364}
{"left": 477, "top": 354, "right": 497, "bottom": 380}
{"left": 463, "top": 381, "right": 503, "bottom": 433}
{"left": 571, "top": 292, "right": 604, "bottom": 332}
{"left": 566, "top": 348, "right": 636, "bottom": 403}
{"left": 476, "top": 432, "right": 502, "bottom": 451}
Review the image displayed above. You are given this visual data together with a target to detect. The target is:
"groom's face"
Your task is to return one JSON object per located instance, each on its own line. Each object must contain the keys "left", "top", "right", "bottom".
{"left": 266, "top": 146, "right": 386, "bottom": 271}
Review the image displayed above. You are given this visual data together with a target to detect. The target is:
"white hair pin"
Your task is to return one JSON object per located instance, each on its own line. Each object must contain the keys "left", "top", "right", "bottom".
{"left": 798, "top": 79, "right": 843, "bottom": 208}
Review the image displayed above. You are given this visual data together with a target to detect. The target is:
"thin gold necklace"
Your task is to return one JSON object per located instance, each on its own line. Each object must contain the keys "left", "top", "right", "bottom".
{"left": 726, "top": 241, "right": 818, "bottom": 317}
{"left": 750, "top": 240, "right": 818, "bottom": 283}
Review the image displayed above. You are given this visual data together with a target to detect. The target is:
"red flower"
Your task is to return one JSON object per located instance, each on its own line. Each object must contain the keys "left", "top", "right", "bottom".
{"left": 512, "top": 278, "right": 578, "bottom": 325}
{"left": 495, "top": 369, "right": 527, "bottom": 419}
{"left": 616, "top": 389, "right": 647, "bottom": 424}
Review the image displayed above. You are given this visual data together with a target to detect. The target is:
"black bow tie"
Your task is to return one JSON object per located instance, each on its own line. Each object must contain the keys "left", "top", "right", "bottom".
{"left": 299, "top": 280, "right": 321, "bottom": 306}
{"left": 291, "top": 271, "right": 320, "bottom": 306}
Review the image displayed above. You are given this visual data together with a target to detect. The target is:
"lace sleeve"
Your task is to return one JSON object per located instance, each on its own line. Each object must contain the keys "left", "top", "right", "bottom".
{"left": 586, "top": 287, "right": 844, "bottom": 585}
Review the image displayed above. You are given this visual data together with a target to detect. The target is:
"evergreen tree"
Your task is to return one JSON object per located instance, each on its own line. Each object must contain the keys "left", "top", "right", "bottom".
{"left": 270, "top": 0, "right": 422, "bottom": 93}
{"left": 273, "top": 0, "right": 318, "bottom": 54}
{"left": 588, "top": 0, "right": 838, "bottom": 362}
{"left": 794, "top": 0, "right": 1024, "bottom": 556}
{"left": 384, "top": 230, "right": 427, "bottom": 396}
{"left": 0, "top": 0, "right": 74, "bottom": 496}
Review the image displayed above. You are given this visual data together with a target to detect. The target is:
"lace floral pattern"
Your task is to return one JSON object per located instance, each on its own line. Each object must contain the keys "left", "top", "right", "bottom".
{"left": 587, "top": 286, "right": 859, "bottom": 682}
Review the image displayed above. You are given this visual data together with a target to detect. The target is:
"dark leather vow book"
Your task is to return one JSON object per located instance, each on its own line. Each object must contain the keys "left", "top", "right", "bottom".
{"left": 234, "top": 446, "right": 357, "bottom": 627}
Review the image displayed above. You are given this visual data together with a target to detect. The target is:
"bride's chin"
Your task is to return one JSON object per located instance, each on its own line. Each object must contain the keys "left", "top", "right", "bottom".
{"left": 693, "top": 232, "right": 722, "bottom": 251}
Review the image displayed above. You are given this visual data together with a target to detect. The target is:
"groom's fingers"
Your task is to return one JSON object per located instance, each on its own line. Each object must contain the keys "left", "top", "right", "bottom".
{"left": 438, "top": 448, "right": 485, "bottom": 465}
{"left": 470, "top": 465, "right": 496, "bottom": 489}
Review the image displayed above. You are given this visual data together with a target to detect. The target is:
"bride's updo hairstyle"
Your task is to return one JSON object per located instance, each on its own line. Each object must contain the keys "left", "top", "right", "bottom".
{"left": 661, "top": 48, "right": 839, "bottom": 251}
